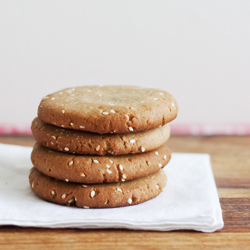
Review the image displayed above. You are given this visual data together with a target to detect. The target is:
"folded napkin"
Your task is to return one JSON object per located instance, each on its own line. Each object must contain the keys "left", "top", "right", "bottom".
{"left": 0, "top": 143, "right": 223, "bottom": 232}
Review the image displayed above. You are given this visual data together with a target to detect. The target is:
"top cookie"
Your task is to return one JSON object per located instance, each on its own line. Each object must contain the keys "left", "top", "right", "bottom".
{"left": 38, "top": 85, "right": 178, "bottom": 134}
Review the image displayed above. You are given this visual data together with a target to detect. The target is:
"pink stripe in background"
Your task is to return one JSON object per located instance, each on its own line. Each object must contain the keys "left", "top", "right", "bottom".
{"left": 0, "top": 125, "right": 32, "bottom": 135}
{"left": 1, "top": 124, "right": 250, "bottom": 136}
{"left": 170, "top": 124, "right": 250, "bottom": 135}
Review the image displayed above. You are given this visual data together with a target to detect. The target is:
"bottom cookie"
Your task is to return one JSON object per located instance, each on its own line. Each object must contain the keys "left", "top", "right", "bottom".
{"left": 29, "top": 167, "right": 167, "bottom": 208}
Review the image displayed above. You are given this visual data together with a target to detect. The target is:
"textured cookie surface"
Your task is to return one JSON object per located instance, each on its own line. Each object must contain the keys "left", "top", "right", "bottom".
{"left": 29, "top": 167, "right": 167, "bottom": 208}
{"left": 38, "top": 85, "right": 178, "bottom": 134}
{"left": 31, "top": 142, "right": 171, "bottom": 184}
{"left": 31, "top": 117, "right": 171, "bottom": 155}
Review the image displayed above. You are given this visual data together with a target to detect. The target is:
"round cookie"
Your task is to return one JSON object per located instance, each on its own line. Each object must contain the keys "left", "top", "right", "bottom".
{"left": 31, "top": 142, "right": 171, "bottom": 184}
{"left": 38, "top": 85, "right": 178, "bottom": 134}
{"left": 31, "top": 117, "right": 171, "bottom": 156}
{"left": 29, "top": 167, "right": 167, "bottom": 208}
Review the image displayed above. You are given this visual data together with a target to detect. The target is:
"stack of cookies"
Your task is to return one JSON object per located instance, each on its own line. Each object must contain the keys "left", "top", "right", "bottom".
{"left": 29, "top": 85, "right": 178, "bottom": 208}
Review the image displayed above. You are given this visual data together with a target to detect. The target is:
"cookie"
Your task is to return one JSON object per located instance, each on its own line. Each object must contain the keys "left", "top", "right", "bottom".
{"left": 31, "top": 142, "right": 171, "bottom": 184}
{"left": 31, "top": 117, "right": 171, "bottom": 156}
{"left": 29, "top": 167, "right": 167, "bottom": 208}
{"left": 38, "top": 85, "right": 178, "bottom": 134}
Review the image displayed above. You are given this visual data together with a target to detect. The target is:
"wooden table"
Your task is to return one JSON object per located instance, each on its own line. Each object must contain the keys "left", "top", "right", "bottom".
{"left": 0, "top": 135, "right": 250, "bottom": 249}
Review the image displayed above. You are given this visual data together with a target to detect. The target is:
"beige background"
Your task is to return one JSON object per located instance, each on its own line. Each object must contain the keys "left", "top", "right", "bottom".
{"left": 0, "top": 1, "right": 249, "bottom": 130}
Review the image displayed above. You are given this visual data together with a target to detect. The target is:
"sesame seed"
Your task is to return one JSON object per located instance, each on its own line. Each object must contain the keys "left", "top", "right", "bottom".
{"left": 68, "top": 198, "right": 74, "bottom": 204}
{"left": 155, "top": 151, "right": 159, "bottom": 155}
{"left": 51, "top": 135, "right": 56, "bottom": 139}
{"left": 110, "top": 160, "right": 113, "bottom": 164}
{"left": 117, "top": 188, "right": 122, "bottom": 192}
{"left": 128, "top": 127, "right": 134, "bottom": 131}
{"left": 107, "top": 169, "right": 112, "bottom": 174}
{"left": 130, "top": 107, "right": 135, "bottom": 110}
{"left": 96, "top": 145, "right": 100, "bottom": 151}
{"left": 141, "top": 147, "right": 145, "bottom": 152}
{"left": 82, "top": 184, "right": 87, "bottom": 187}
{"left": 93, "top": 160, "right": 99, "bottom": 163}
{"left": 51, "top": 97, "right": 55, "bottom": 100}
{"left": 130, "top": 139, "right": 136, "bottom": 143}
{"left": 171, "top": 103, "right": 175, "bottom": 107}
{"left": 128, "top": 198, "right": 132, "bottom": 204}
{"left": 121, "top": 178, "right": 126, "bottom": 182}
{"left": 81, "top": 173, "right": 86, "bottom": 177}
{"left": 90, "top": 190, "right": 95, "bottom": 197}
{"left": 159, "top": 92, "right": 164, "bottom": 95}
{"left": 42, "top": 96, "right": 49, "bottom": 100}
{"left": 84, "top": 206, "right": 89, "bottom": 209}
{"left": 110, "top": 110, "right": 115, "bottom": 113}
{"left": 31, "top": 183, "right": 34, "bottom": 188}
{"left": 153, "top": 97, "right": 158, "bottom": 100}
{"left": 102, "top": 112, "right": 109, "bottom": 115}
{"left": 64, "top": 147, "right": 69, "bottom": 151}
{"left": 70, "top": 123, "right": 73, "bottom": 126}
{"left": 65, "top": 179, "right": 69, "bottom": 182}
{"left": 51, "top": 190, "right": 55, "bottom": 195}
{"left": 159, "top": 163, "right": 162, "bottom": 168}
{"left": 156, "top": 184, "right": 160, "bottom": 189}
{"left": 122, "top": 174, "right": 126, "bottom": 179}
{"left": 119, "top": 164, "right": 123, "bottom": 171}
{"left": 79, "top": 125, "right": 85, "bottom": 128}
{"left": 61, "top": 125, "right": 64, "bottom": 127}
{"left": 50, "top": 142, "right": 54, "bottom": 145}
{"left": 68, "top": 160, "right": 73, "bottom": 166}
{"left": 61, "top": 194, "right": 66, "bottom": 199}
{"left": 163, "top": 155, "right": 167, "bottom": 160}
{"left": 125, "top": 115, "right": 129, "bottom": 119}
{"left": 62, "top": 110, "right": 65, "bottom": 114}
{"left": 98, "top": 93, "right": 102, "bottom": 97}
{"left": 106, "top": 165, "right": 110, "bottom": 168}
{"left": 87, "top": 89, "right": 91, "bottom": 92}
{"left": 75, "top": 197, "right": 77, "bottom": 201}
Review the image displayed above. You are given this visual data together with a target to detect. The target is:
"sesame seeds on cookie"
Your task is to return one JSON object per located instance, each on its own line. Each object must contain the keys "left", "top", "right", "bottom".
{"left": 29, "top": 167, "right": 167, "bottom": 208}
{"left": 37, "top": 85, "right": 178, "bottom": 134}
{"left": 31, "top": 142, "right": 171, "bottom": 184}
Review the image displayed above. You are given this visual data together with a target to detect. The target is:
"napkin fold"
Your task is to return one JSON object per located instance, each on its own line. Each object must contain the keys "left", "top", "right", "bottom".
{"left": 0, "top": 143, "right": 223, "bottom": 232}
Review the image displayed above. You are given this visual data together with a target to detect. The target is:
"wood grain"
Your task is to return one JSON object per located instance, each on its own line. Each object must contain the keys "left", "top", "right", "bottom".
{"left": 1, "top": 229, "right": 250, "bottom": 250}
{"left": 0, "top": 135, "right": 250, "bottom": 249}
{"left": 218, "top": 188, "right": 250, "bottom": 198}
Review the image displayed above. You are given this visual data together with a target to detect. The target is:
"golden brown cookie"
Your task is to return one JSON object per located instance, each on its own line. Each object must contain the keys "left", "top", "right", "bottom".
{"left": 31, "top": 142, "right": 171, "bottom": 184}
{"left": 37, "top": 85, "right": 178, "bottom": 134}
{"left": 29, "top": 167, "right": 167, "bottom": 208}
{"left": 31, "top": 117, "right": 171, "bottom": 155}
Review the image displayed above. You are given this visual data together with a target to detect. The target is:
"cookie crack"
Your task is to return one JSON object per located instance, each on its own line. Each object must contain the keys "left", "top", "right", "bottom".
{"left": 118, "top": 135, "right": 127, "bottom": 149}
{"left": 116, "top": 164, "right": 122, "bottom": 181}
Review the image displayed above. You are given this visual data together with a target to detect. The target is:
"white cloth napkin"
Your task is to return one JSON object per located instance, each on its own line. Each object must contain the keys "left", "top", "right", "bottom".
{"left": 0, "top": 143, "right": 223, "bottom": 232}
